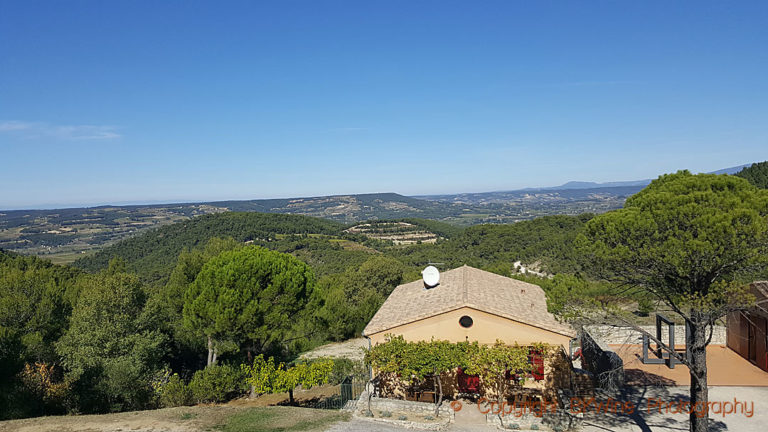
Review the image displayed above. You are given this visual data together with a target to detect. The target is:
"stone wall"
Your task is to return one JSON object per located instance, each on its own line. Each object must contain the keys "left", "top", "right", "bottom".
{"left": 581, "top": 329, "right": 624, "bottom": 391}
{"left": 353, "top": 390, "right": 455, "bottom": 419}
{"left": 543, "top": 347, "right": 574, "bottom": 402}
{"left": 584, "top": 324, "right": 727, "bottom": 346}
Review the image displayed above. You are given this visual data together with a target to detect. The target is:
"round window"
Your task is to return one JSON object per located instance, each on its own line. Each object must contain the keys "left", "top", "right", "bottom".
{"left": 459, "top": 315, "right": 473, "bottom": 328}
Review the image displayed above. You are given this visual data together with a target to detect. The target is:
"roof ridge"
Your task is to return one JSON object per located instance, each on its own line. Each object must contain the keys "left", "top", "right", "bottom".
{"left": 363, "top": 265, "right": 575, "bottom": 338}
{"left": 462, "top": 264, "right": 468, "bottom": 303}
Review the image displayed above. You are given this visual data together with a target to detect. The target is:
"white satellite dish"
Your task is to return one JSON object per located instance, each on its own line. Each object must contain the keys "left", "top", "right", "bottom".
{"left": 422, "top": 265, "right": 440, "bottom": 288}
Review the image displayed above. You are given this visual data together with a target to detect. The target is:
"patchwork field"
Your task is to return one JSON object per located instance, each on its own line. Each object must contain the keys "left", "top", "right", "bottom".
{"left": 345, "top": 222, "right": 439, "bottom": 245}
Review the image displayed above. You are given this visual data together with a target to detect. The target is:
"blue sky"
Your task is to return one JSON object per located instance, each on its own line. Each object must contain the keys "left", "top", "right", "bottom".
{"left": 1, "top": 1, "right": 766, "bottom": 209}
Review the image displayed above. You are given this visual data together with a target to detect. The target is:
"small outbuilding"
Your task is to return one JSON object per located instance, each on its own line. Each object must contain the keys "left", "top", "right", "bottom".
{"left": 727, "top": 281, "right": 768, "bottom": 372}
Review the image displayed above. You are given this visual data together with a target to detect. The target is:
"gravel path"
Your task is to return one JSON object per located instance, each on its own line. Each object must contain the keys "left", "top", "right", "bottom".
{"left": 326, "top": 386, "right": 768, "bottom": 431}
{"left": 324, "top": 419, "right": 499, "bottom": 431}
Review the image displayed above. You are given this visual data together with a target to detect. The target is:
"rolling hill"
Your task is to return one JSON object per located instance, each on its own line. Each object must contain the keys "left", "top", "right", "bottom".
{"left": 72, "top": 212, "right": 347, "bottom": 283}
{"left": 0, "top": 191, "right": 626, "bottom": 262}
{"left": 2, "top": 162, "right": 759, "bottom": 263}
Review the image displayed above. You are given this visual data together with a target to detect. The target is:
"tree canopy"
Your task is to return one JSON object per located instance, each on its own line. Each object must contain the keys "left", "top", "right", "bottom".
{"left": 55, "top": 267, "right": 165, "bottom": 413}
{"left": 735, "top": 161, "right": 768, "bottom": 189}
{"left": 578, "top": 171, "right": 768, "bottom": 432}
{"left": 579, "top": 171, "right": 768, "bottom": 305}
{"left": 182, "top": 245, "right": 318, "bottom": 364}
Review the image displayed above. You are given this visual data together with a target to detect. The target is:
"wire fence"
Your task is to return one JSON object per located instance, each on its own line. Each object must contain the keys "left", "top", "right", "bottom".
{"left": 312, "top": 378, "right": 366, "bottom": 410}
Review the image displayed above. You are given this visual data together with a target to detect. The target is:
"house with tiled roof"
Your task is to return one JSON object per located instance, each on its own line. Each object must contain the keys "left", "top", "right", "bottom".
{"left": 363, "top": 265, "right": 575, "bottom": 348}
{"left": 363, "top": 265, "right": 577, "bottom": 402}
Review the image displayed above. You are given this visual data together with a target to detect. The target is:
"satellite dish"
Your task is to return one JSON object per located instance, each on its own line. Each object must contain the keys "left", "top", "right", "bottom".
{"left": 422, "top": 265, "right": 440, "bottom": 288}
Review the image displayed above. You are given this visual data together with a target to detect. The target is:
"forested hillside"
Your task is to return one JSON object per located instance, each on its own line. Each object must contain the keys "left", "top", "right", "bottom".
{"left": 388, "top": 214, "right": 592, "bottom": 275}
{"left": 74, "top": 212, "right": 590, "bottom": 285}
{"left": 73, "top": 212, "right": 346, "bottom": 284}
{"left": 736, "top": 161, "right": 768, "bottom": 189}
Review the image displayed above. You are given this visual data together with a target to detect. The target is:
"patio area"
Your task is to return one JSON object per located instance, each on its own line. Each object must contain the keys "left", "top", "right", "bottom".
{"left": 610, "top": 344, "right": 768, "bottom": 386}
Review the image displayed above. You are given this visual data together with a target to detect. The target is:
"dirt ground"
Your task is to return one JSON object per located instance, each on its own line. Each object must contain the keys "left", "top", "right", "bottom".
{"left": 228, "top": 384, "right": 342, "bottom": 407}
{"left": 0, "top": 385, "right": 346, "bottom": 432}
{"left": 299, "top": 339, "right": 368, "bottom": 362}
{"left": 0, "top": 406, "right": 239, "bottom": 432}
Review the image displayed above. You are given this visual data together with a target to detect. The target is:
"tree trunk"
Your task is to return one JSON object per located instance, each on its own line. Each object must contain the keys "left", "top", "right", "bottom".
{"left": 207, "top": 335, "right": 214, "bottom": 366}
{"left": 434, "top": 374, "right": 443, "bottom": 418}
{"left": 688, "top": 318, "right": 709, "bottom": 432}
{"left": 288, "top": 387, "right": 295, "bottom": 405}
{"left": 497, "top": 379, "right": 507, "bottom": 428}
{"left": 211, "top": 346, "right": 218, "bottom": 365}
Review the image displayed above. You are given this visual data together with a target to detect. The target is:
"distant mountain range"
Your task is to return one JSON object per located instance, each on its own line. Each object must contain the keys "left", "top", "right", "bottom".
{"left": 545, "top": 180, "right": 652, "bottom": 190}
{"left": 506, "top": 163, "right": 750, "bottom": 192}
{"left": 0, "top": 162, "right": 755, "bottom": 263}
{"left": 417, "top": 164, "right": 752, "bottom": 205}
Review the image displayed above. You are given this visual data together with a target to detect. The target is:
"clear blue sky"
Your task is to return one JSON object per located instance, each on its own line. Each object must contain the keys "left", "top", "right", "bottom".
{"left": 1, "top": 1, "right": 766, "bottom": 209}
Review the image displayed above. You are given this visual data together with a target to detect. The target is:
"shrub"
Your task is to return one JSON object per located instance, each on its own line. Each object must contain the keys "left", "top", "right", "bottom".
{"left": 424, "top": 415, "right": 434, "bottom": 420}
{"left": 320, "top": 358, "right": 368, "bottom": 385}
{"left": 188, "top": 364, "right": 245, "bottom": 403}
{"left": 506, "top": 423, "right": 519, "bottom": 430}
{"left": 18, "top": 362, "right": 71, "bottom": 414}
{"left": 530, "top": 424, "right": 539, "bottom": 430}
{"left": 380, "top": 410, "right": 392, "bottom": 417}
{"left": 156, "top": 373, "right": 192, "bottom": 407}
{"left": 397, "top": 415, "right": 408, "bottom": 420}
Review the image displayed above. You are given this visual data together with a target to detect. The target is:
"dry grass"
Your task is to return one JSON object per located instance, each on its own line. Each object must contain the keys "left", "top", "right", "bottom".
{"left": 0, "top": 405, "right": 349, "bottom": 432}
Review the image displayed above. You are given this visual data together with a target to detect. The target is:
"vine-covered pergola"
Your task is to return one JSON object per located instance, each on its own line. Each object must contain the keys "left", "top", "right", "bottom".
{"left": 364, "top": 335, "right": 553, "bottom": 417}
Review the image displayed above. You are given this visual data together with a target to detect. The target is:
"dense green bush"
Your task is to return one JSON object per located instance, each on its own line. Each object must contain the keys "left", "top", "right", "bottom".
{"left": 155, "top": 373, "right": 192, "bottom": 407}
{"left": 188, "top": 364, "right": 245, "bottom": 403}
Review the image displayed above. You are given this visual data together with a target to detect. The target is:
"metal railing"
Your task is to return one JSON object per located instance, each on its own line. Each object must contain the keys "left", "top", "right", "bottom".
{"left": 312, "top": 377, "right": 366, "bottom": 410}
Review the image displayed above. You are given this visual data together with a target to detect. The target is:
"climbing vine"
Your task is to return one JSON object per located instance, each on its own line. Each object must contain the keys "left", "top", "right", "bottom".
{"left": 241, "top": 355, "right": 333, "bottom": 404}
{"left": 364, "top": 335, "right": 549, "bottom": 417}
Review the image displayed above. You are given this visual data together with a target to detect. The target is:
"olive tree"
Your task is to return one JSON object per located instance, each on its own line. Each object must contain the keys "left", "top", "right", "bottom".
{"left": 577, "top": 171, "right": 768, "bottom": 432}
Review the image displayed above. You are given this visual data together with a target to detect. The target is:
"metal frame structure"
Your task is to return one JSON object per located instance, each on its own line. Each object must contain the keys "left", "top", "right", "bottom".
{"left": 641, "top": 314, "right": 686, "bottom": 369}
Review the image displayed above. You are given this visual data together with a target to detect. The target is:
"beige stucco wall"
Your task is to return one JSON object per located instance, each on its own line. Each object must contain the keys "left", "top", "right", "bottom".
{"left": 367, "top": 306, "right": 572, "bottom": 349}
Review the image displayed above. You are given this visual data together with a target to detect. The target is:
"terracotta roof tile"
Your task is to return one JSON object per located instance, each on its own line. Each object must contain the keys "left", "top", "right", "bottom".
{"left": 363, "top": 265, "right": 575, "bottom": 337}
